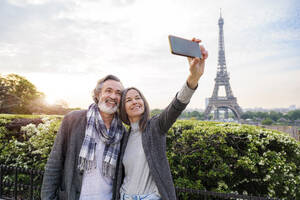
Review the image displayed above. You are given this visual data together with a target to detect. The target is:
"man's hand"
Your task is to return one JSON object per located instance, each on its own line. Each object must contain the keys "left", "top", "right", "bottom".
{"left": 187, "top": 38, "right": 208, "bottom": 89}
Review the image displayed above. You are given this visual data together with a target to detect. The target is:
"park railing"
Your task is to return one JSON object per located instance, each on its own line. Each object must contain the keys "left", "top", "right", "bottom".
{"left": 0, "top": 165, "right": 44, "bottom": 200}
{"left": 175, "top": 187, "right": 281, "bottom": 200}
{"left": 0, "top": 165, "right": 281, "bottom": 200}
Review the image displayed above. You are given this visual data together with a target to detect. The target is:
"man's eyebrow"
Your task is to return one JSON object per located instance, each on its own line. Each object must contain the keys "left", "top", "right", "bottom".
{"left": 105, "top": 87, "right": 121, "bottom": 91}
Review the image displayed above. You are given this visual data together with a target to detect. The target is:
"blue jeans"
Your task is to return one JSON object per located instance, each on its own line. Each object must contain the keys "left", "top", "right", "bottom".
{"left": 120, "top": 192, "right": 162, "bottom": 200}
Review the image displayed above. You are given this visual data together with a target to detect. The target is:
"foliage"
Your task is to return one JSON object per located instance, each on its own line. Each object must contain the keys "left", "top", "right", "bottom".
{"left": 167, "top": 120, "right": 300, "bottom": 199}
{"left": 151, "top": 109, "right": 205, "bottom": 120}
{"left": 0, "top": 73, "right": 80, "bottom": 115}
{"left": 150, "top": 109, "right": 163, "bottom": 117}
{"left": 1, "top": 115, "right": 299, "bottom": 199}
{"left": 156, "top": 109, "right": 300, "bottom": 122}
{"left": 269, "top": 111, "right": 283, "bottom": 121}
{"left": 179, "top": 110, "right": 205, "bottom": 120}
{"left": 0, "top": 113, "right": 48, "bottom": 119}
{"left": 261, "top": 118, "right": 273, "bottom": 125}
{"left": 0, "top": 115, "right": 61, "bottom": 170}
{"left": 287, "top": 109, "right": 300, "bottom": 121}
{"left": 0, "top": 74, "right": 45, "bottom": 114}
{"left": 241, "top": 110, "right": 300, "bottom": 122}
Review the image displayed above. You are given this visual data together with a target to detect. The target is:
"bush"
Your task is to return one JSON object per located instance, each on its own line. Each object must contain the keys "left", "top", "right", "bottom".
{"left": 1, "top": 115, "right": 299, "bottom": 199}
{"left": 262, "top": 118, "right": 273, "bottom": 125}
{"left": 0, "top": 114, "right": 62, "bottom": 170}
{"left": 167, "top": 120, "right": 300, "bottom": 199}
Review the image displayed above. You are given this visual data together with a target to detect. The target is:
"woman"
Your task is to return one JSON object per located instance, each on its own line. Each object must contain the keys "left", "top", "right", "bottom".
{"left": 113, "top": 39, "right": 208, "bottom": 200}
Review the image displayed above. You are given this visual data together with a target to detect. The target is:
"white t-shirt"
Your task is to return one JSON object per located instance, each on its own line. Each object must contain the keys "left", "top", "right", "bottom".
{"left": 80, "top": 136, "right": 113, "bottom": 200}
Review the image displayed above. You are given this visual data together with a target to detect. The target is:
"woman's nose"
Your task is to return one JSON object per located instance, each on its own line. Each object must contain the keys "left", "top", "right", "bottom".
{"left": 131, "top": 99, "right": 137, "bottom": 104}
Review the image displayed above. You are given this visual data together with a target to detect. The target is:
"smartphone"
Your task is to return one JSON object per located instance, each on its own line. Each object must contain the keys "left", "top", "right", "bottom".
{"left": 168, "top": 35, "right": 202, "bottom": 58}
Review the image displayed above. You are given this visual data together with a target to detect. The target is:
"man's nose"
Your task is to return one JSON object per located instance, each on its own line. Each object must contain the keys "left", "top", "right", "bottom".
{"left": 110, "top": 92, "right": 117, "bottom": 99}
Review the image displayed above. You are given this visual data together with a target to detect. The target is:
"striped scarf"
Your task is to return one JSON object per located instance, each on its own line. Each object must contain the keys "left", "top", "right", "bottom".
{"left": 78, "top": 103, "right": 125, "bottom": 179}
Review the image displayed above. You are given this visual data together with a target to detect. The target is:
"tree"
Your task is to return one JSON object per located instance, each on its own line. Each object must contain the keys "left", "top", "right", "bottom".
{"left": 256, "top": 111, "right": 268, "bottom": 119}
{"left": 0, "top": 75, "right": 21, "bottom": 113}
{"left": 151, "top": 109, "right": 163, "bottom": 117}
{"left": 0, "top": 74, "right": 45, "bottom": 114}
{"left": 261, "top": 118, "right": 273, "bottom": 125}
{"left": 241, "top": 111, "right": 255, "bottom": 119}
{"left": 287, "top": 110, "right": 300, "bottom": 121}
{"left": 190, "top": 111, "right": 205, "bottom": 120}
{"left": 190, "top": 111, "right": 200, "bottom": 118}
{"left": 269, "top": 111, "right": 283, "bottom": 122}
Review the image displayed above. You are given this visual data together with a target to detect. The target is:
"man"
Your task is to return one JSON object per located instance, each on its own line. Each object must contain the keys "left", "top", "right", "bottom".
{"left": 41, "top": 75, "right": 125, "bottom": 200}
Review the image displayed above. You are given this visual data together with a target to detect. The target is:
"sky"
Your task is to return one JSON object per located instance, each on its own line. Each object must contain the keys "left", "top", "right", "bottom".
{"left": 1, "top": 0, "right": 300, "bottom": 110}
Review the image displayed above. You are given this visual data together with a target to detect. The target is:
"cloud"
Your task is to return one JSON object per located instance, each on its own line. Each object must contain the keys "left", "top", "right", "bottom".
{"left": 1, "top": 0, "right": 300, "bottom": 109}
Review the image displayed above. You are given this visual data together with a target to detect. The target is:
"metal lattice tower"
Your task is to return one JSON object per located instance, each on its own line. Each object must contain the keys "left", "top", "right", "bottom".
{"left": 204, "top": 10, "right": 243, "bottom": 120}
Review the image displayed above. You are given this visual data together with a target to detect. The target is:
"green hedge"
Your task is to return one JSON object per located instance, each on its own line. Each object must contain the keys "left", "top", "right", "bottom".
{"left": 167, "top": 120, "right": 300, "bottom": 199}
{"left": 0, "top": 115, "right": 299, "bottom": 199}
{"left": 0, "top": 114, "right": 62, "bottom": 169}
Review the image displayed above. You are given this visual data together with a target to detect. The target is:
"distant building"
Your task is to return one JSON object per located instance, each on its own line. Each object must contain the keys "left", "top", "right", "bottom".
{"left": 289, "top": 105, "right": 297, "bottom": 111}
{"left": 204, "top": 11, "right": 243, "bottom": 120}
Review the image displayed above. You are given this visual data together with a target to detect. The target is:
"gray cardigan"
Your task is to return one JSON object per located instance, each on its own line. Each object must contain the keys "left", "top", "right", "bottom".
{"left": 113, "top": 96, "right": 188, "bottom": 200}
{"left": 41, "top": 110, "right": 88, "bottom": 200}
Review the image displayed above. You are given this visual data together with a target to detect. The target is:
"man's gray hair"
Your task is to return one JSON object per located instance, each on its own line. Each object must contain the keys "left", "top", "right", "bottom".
{"left": 92, "top": 75, "right": 122, "bottom": 104}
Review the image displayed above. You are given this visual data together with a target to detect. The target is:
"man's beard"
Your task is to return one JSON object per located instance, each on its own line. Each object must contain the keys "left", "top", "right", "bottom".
{"left": 98, "top": 97, "right": 118, "bottom": 114}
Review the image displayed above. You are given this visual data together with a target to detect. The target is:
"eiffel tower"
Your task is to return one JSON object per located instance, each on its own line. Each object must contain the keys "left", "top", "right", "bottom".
{"left": 204, "top": 11, "right": 243, "bottom": 120}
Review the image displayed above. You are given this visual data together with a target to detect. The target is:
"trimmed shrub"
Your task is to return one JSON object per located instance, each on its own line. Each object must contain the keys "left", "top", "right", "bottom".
{"left": 1, "top": 115, "right": 299, "bottom": 199}
{"left": 167, "top": 120, "right": 300, "bottom": 199}
{"left": 0, "top": 114, "right": 61, "bottom": 170}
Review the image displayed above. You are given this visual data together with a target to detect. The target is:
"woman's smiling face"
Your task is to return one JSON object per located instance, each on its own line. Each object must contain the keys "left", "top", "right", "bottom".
{"left": 125, "top": 89, "right": 145, "bottom": 123}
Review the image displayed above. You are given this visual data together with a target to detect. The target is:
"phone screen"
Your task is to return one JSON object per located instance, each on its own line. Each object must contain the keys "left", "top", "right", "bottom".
{"left": 168, "top": 35, "right": 202, "bottom": 58}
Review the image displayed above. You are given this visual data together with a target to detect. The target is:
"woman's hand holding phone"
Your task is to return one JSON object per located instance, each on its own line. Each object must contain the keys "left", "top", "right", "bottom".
{"left": 187, "top": 38, "right": 208, "bottom": 89}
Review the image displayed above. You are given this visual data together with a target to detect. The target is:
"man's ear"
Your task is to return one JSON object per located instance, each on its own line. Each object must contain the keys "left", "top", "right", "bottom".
{"left": 97, "top": 91, "right": 102, "bottom": 102}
